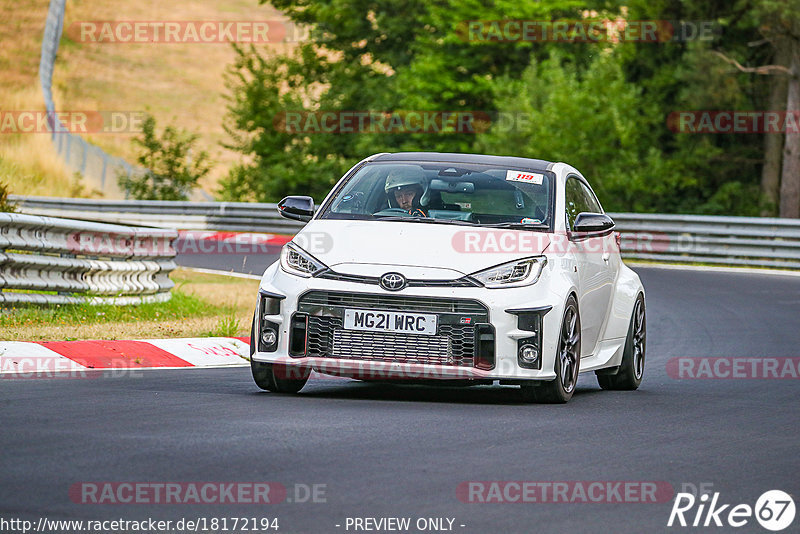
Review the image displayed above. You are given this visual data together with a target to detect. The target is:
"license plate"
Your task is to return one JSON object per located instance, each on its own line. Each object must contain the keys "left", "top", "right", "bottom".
{"left": 343, "top": 309, "right": 438, "bottom": 336}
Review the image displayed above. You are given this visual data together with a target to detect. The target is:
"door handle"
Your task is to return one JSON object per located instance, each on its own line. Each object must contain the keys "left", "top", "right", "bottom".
{"left": 602, "top": 252, "right": 610, "bottom": 262}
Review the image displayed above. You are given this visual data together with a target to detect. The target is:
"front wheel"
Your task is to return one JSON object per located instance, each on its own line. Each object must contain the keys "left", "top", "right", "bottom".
{"left": 597, "top": 294, "right": 645, "bottom": 391}
{"left": 521, "top": 296, "right": 581, "bottom": 404}
{"left": 250, "top": 313, "right": 309, "bottom": 393}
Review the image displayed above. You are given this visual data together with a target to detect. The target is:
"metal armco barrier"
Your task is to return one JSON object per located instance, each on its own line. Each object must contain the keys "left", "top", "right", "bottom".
{"left": 10, "top": 196, "right": 305, "bottom": 234}
{"left": 9, "top": 196, "right": 800, "bottom": 270}
{"left": 0, "top": 212, "right": 177, "bottom": 305}
{"left": 612, "top": 213, "right": 800, "bottom": 270}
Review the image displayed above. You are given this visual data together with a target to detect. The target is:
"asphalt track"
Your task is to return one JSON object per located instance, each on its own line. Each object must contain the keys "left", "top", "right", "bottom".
{"left": 2, "top": 252, "right": 799, "bottom": 534}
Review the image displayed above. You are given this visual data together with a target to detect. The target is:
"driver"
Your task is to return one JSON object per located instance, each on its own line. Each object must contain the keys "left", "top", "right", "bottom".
{"left": 384, "top": 166, "right": 428, "bottom": 217}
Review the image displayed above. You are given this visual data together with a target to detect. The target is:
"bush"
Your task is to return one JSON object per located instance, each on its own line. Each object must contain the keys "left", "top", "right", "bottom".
{"left": 118, "top": 115, "right": 211, "bottom": 200}
{"left": 0, "top": 182, "right": 17, "bottom": 212}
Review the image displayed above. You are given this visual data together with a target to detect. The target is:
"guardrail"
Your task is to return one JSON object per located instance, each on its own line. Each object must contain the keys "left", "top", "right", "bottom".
{"left": 10, "top": 196, "right": 305, "bottom": 234}
{"left": 9, "top": 196, "right": 800, "bottom": 270}
{"left": 0, "top": 212, "right": 177, "bottom": 305}
{"left": 613, "top": 213, "right": 800, "bottom": 270}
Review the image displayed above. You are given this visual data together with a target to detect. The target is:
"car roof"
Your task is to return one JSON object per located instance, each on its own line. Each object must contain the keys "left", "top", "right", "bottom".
{"left": 371, "top": 152, "right": 556, "bottom": 172}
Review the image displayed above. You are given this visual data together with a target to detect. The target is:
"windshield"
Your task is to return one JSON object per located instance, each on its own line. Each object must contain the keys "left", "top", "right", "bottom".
{"left": 319, "top": 161, "right": 553, "bottom": 229}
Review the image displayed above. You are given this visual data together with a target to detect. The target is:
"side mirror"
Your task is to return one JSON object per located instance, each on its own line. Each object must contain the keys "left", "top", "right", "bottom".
{"left": 277, "top": 196, "right": 315, "bottom": 222}
{"left": 572, "top": 212, "right": 615, "bottom": 234}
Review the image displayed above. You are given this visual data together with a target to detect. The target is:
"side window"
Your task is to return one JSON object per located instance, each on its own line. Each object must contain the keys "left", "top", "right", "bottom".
{"left": 578, "top": 181, "right": 603, "bottom": 214}
{"left": 565, "top": 178, "right": 589, "bottom": 230}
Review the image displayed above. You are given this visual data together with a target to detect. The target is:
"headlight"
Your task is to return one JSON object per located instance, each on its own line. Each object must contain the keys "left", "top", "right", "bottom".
{"left": 280, "top": 242, "right": 327, "bottom": 277}
{"left": 470, "top": 256, "right": 547, "bottom": 288}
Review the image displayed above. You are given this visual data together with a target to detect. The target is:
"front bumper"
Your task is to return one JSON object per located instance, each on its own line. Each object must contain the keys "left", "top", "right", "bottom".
{"left": 251, "top": 262, "right": 568, "bottom": 381}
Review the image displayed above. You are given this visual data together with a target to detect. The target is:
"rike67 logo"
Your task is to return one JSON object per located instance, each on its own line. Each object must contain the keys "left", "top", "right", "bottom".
{"left": 668, "top": 490, "right": 795, "bottom": 531}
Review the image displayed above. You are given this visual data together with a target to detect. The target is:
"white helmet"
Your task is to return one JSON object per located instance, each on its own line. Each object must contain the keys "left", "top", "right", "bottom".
{"left": 384, "top": 165, "right": 428, "bottom": 207}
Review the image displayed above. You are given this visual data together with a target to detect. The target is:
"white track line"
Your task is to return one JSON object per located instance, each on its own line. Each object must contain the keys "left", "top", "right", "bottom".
{"left": 627, "top": 261, "right": 800, "bottom": 278}
{"left": 180, "top": 267, "right": 262, "bottom": 280}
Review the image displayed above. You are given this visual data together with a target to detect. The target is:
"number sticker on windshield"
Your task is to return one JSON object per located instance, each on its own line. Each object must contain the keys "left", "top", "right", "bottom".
{"left": 506, "top": 170, "right": 544, "bottom": 185}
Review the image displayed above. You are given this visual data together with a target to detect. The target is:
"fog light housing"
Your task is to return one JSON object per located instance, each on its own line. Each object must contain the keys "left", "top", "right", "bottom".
{"left": 519, "top": 343, "right": 539, "bottom": 365}
{"left": 261, "top": 329, "right": 277, "bottom": 346}
{"left": 516, "top": 336, "right": 541, "bottom": 369}
{"left": 259, "top": 320, "right": 280, "bottom": 352}
{"left": 257, "top": 290, "right": 285, "bottom": 353}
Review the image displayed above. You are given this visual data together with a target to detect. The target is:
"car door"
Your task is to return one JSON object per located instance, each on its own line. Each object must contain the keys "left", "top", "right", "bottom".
{"left": 565, "top": 176, "right": 615, "bottom": 358}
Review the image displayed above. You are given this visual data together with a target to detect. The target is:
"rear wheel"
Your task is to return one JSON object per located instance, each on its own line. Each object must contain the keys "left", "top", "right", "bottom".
{"left": 521, "top": 296, "right": 581, "bottom": 404}
{"left": 597, "top": 294, "right": 645, "bottom": 391}
{"left": 250, "top": 313, "right": 309, "bottom": 393}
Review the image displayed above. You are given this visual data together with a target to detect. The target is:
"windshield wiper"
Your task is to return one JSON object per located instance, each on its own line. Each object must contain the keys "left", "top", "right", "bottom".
{"left": 482, "top": 222, "right": 549, "bottom": 231}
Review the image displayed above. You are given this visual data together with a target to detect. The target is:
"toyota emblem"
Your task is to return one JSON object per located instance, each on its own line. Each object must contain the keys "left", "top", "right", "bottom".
{"left": 380, "top": 272, "right": 407, "bottom": 291}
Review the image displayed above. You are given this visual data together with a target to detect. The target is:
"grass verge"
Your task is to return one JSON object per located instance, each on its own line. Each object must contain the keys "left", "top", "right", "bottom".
{"left": 0, "top": 267, "right": 259, "bottom": 341}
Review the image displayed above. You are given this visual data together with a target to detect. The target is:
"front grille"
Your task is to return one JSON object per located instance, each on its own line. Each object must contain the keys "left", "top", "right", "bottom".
{"left": 306, "top": 316, "right": 477, "bottom": 367}
{"left": 298, "top": 291, "right": 489, "bottom": 368}
{"left": 298, "top": 291, "right": 489, "bottom": 315}
{"left": 316, "top": 270, "right": 480, "bottom": 288}
{"left": 333, "top": 330, "right": 450, "bottom": 365}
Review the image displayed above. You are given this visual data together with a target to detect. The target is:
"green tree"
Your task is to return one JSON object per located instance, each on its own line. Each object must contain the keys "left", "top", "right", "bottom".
{"left": 221, "top": 0, "right": 601, "bottom": 202}
{"left": 222, "top": 0, "right": 778, "bottom": 216}
{"left": 478, "top": 49, "right": 702, "bottom": 212}
{"left": 619, "top": 0, "right": 784, "bottom": 215}
{"left": 219, "top": 45, "right": 349, "bottom": 202}
{"left": 119, "top": 115, "right": 211, "bottom": 201}
{"left": 707, "top": 0, "right": 800, "bottom": 217}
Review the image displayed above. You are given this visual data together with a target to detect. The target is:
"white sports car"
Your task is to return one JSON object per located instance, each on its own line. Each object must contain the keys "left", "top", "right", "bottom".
{"left": 250, "top": 152, "right": 645, "bottom": 403}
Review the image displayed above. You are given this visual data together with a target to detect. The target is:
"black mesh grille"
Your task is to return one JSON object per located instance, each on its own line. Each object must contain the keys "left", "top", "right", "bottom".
{"left": 305, "top": 316, "right": 477, "bottom": 367}
{"left": 298, "top": 291, "right": 488, "bottom": 367}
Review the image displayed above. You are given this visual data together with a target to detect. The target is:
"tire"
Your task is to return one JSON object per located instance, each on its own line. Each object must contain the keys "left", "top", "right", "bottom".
{"left": 250, "top": 313, "right": 309, "bottom": 393}
{"left": 521, "top": 295, "right": 581, "bottom": 404}
{"left": 597, "top": 293, "right": 645, "bottom": 391}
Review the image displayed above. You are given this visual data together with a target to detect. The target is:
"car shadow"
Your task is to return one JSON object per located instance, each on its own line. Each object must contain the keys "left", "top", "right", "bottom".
{"left": 252, "top": 377, "right": 606, "bottom": 406}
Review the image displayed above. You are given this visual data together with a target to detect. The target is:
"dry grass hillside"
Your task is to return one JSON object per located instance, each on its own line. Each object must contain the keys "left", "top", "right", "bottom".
{"left": 1, "top": 0, "right": 291, "bottom": 199}
{"left": 1, "top": 0, "right": 79, "bottom": 196}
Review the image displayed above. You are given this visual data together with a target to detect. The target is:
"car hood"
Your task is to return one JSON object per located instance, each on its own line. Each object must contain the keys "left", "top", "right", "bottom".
{"left": 293, "top": 219, "right": 551, "bottom": 279}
